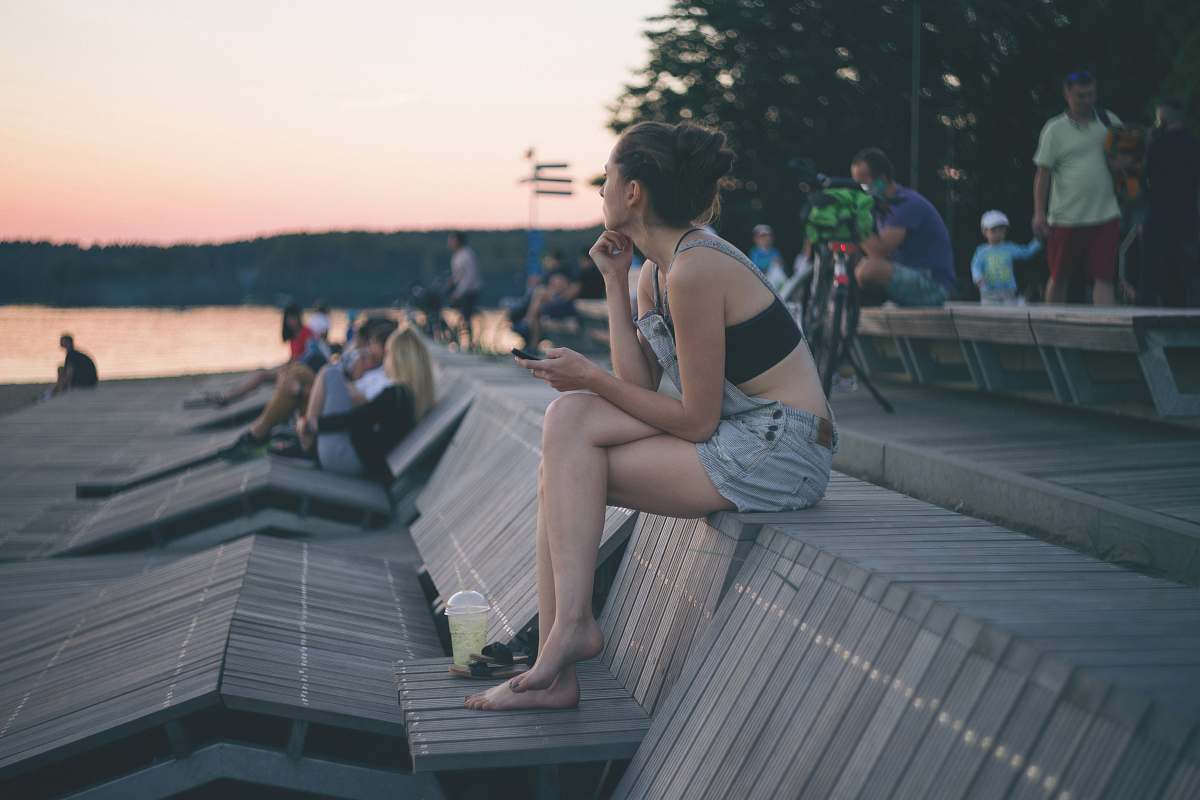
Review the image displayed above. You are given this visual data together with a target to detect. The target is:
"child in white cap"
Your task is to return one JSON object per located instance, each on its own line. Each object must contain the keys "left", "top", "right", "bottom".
{"left": 971, "top": 210, "right": 1042, "bottom": 305}
{"left": 749, "top": 224, "right": 787, "bottom": 291}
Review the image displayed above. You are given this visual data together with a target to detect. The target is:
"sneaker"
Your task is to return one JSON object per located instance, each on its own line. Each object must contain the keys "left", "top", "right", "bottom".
{"left": 220, "top": 431, "right": 268, "bottom": 461}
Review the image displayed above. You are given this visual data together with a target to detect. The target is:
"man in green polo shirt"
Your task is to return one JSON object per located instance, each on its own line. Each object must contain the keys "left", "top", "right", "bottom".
{"left": 1032, "top": 70, "right": 1121, "bottom": 305}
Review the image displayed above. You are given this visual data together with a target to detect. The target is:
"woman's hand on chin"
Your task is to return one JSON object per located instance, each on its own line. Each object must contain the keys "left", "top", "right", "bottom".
{"left": 589, "top": 231, "right": 633, "bottom": 280}
{"left": 517, "top": 348, "right": 601, "bottom": 392}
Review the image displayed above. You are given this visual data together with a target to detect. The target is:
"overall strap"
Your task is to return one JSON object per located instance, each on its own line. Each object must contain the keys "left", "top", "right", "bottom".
{"left": 674, "top": 237, "right": 807, "bottom": 343}
{"left": 655, "top": 227, "right": 706, "bottom": 318}
{"left": 675, "top": 238, "right": 785, "bottom": 303}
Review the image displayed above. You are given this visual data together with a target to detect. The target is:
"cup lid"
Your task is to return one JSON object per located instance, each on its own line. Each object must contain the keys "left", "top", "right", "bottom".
{"left": 445, "top": 589, "right": 489, "bottom": 614}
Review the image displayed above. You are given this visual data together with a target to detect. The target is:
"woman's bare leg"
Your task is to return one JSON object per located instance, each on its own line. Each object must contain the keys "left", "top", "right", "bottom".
{"left": 465, "top": 468, "right": 560, "bottom": 708}
{"left": 468, "top": 393, "right": 731, "bottom": 711}
{"left": 222, "top": 367, "right": 277, "bottom": 404}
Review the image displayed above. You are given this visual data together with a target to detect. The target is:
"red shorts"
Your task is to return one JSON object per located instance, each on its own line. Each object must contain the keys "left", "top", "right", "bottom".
{"left": 1046, "top": 219, "right": 1119, "bottom": 283}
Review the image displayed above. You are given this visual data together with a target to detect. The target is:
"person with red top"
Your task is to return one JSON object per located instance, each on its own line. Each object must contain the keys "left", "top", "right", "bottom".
{"left": 207, "top": 304, "right": 318, "bottom": 409}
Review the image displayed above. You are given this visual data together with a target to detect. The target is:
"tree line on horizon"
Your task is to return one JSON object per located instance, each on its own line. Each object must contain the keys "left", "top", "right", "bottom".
{"left": 0, "top": 228, "right": 603, "bottom": 308}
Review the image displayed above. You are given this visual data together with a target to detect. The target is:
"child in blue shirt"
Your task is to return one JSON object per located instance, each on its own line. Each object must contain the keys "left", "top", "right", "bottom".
{"left": 971, "top": 210, "right": 1042, "bottom": 305}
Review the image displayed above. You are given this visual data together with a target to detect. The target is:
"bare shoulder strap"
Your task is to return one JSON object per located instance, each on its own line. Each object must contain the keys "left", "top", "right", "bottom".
{"left": 676, "top": 238, "right": 783, "bottom": 300}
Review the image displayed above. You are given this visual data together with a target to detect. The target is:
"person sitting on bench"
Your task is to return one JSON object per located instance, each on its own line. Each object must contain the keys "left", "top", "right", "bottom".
{"left": 290, "top": 323, "right": 435, "bottom": 478}
{"left": 467, "top": 121, "right": 835, "bottom": 711}
{"left": 224, "top": 315, "right": 393, "bottom": 457}
{"left": 209, "top": 304, "right": 320, "bottom": 407}
{"left": 513, "top": 268, "right": 582, "bottom": 350}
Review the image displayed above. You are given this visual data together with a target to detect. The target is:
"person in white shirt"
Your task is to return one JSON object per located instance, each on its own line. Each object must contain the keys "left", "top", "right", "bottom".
{"left": 447, "top": 231, "right": 483, "bottom": 345}
{"left": 296, "top": 319, "right": 398, "bottom": 472}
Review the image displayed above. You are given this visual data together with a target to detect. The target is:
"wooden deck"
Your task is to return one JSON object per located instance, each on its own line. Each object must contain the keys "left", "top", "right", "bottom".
{"left": 2, "top": 338, "right": 1198, "bottom": 798}
{"left": 614, "top": 473, "right": 1200, "bottom": 799}
{"left": 0, "top": 535, "right": 443, "bottom": 796}
{"left": 830, "top": 380, "right": 1200, "bottom": 584}
{"left": 0, "top": 375, "right": 245, "bottom": 554}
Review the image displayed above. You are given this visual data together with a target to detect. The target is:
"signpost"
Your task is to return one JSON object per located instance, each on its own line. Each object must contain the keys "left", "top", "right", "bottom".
{"left": 522, "top": 148, "right": 574, "bottom": 278}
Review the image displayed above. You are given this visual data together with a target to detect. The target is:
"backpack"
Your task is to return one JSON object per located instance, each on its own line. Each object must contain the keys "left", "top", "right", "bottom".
{"left": 1100, "top": 109, "right": 1146, "bottom": 206}
{"left": 805, "top": 188, "right": 877, "bottom": 244}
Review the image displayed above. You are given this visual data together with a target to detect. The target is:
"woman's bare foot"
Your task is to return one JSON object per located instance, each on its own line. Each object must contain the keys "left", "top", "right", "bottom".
{"left": 464, "top": 671, "right": 579, "bottom": 711}
{"left": 508, "top": 618, "right": 603, "bottom": 693}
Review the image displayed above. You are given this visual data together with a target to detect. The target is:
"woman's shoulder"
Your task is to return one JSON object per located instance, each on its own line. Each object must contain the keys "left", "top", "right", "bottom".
{"left": 670, "top": 237, "right": 751, "bottom": 284}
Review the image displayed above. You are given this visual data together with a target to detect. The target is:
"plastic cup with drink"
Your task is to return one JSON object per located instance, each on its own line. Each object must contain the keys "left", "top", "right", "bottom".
{"left": 445, "top": 590, "right": 490, "bottom": 666}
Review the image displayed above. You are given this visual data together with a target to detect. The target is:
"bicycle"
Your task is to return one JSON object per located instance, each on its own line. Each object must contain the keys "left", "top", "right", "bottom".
{"left": 785, "top": 163, "right": 895, "bottom": 413}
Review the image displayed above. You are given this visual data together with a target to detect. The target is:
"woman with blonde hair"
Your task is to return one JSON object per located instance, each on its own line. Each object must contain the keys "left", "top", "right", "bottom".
{"left": 291, "top": 321, "right": 436, "bottom": 478}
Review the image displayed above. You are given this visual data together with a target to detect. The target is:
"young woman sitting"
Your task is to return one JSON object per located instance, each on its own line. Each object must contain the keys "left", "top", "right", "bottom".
{"left": 465, "top": 121, "right": 836, "bottom": 712}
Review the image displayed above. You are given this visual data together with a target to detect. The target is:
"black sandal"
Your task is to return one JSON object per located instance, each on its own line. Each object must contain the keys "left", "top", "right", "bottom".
{"left": 448, "top": 660, "right": 528, "bottom": 680}
{"left": 470, "top": 642, "right": 529, "bottom": 667}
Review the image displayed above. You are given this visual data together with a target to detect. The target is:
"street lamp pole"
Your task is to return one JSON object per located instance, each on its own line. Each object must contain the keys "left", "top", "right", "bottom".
{"left": 521, "top": 149, "right": 573, "bottom": 280}
{"left": 910, "top": 0, "right": 921, "bottom": 191}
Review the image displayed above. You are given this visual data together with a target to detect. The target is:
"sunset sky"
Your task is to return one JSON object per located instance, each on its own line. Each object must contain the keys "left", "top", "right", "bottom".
{"left": 0, "top": 1, "right": 666, "bottom": 244}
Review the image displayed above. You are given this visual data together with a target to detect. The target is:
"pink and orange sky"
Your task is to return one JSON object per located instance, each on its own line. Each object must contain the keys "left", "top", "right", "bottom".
{"left": 1, "top": 1, "right": 666, "bottom": 245}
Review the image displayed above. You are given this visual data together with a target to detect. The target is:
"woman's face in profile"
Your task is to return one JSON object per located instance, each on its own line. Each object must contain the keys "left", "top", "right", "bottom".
{"left": 600, "top": 151, "right": 630, "bottom": 229}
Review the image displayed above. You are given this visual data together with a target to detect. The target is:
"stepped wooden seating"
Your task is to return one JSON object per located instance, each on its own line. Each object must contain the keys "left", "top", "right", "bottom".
{"left": 396, "top": 511, "right": 757, "bottom": 795}
{"left": 0, "top": 536, "right": 444, "bottom": 799}
{"left": 0, "top": 376, "right": 481, "bottom": 561}
{"left": 613, "top": 473, "right": 1200, "bottom": 799}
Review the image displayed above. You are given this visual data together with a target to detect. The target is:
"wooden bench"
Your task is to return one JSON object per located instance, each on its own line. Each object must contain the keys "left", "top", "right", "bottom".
{"left": 613, "top": 472, "right": 1200, "bottom": 799}
{"left": 878, "top": 307, "right": 973, "bottom": 386}
{"left": 947, "top": 303, "right": 1050, "bottom": 394}
{"left": 396, "top": 510, "right": 759, "bottom": 796}
{"left": 575, "top": 298, "right": 612, "bottom": 349}
{"left": 856, "top": 304, "right": 1200, "bottom": 417}
{"left": 852, "top": 307, "right": 909, "bottom": 380}
{"left": 1027, "top": 306, "right": 1200, "bottom": 416}
{"left": 19, "top": 376, "right": 479, "bottom": 560}
{"left": 409, "top": 386, "right": 637, "bottom": 645}
{"left": 0, "top": 536, "right": 445, "bottom": 799}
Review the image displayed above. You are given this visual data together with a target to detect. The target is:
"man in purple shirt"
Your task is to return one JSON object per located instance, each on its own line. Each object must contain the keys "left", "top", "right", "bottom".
{"left": 850, "top": 148, "right": 956, "bottom": 306}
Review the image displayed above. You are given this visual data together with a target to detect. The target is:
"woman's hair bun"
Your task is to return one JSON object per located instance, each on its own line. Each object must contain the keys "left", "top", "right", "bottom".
{"left": 615, "top": 120, "right": 736, "bottom": 227}
{"left": 673, "top": 124, "right": 735, "bottom": 184}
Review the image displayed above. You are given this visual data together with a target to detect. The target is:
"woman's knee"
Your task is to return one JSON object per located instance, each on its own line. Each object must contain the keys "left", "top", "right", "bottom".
{"left": 543, "top": 393, "right": 600, "bottom": 448}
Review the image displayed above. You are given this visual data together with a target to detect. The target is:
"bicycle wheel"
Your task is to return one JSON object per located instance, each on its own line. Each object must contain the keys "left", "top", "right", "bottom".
{"left": 821, "top": 287, "right": 845, "bottom": 396}
{"left": 803, "top": 249, "right": 834, "bottom": 368}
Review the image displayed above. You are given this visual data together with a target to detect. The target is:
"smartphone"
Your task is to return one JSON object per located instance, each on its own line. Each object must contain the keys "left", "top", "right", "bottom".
{"left": 511, "top": 347, "right": 543, "bottom": 361}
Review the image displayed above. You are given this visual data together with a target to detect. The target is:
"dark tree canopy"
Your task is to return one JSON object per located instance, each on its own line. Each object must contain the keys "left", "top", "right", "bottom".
{"left": 610, "top": 0, "right": 1199, "bottom": 292}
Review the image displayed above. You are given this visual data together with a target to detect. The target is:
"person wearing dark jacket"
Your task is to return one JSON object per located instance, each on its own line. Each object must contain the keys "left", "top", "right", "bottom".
{"left": 295, "top": 324, "right": 435, "bottom": 478}
{"left": 1140, "top": 98, "right": 1200, "bottom": 307}
{"left": 53, "top": 334, "right": 98, "bottom": 394}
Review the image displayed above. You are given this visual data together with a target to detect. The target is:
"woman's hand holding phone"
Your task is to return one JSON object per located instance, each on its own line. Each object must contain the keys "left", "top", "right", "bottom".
{"left": 513, "top": 347, "right": 598, "bottom": 392}
{"left": 589, "top": 230, "right": 633, "bottom": 281}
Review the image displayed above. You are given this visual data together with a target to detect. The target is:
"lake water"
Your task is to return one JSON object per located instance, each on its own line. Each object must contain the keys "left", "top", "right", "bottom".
{"left": 0, "top": 305, "right": 521, "bottom": 385}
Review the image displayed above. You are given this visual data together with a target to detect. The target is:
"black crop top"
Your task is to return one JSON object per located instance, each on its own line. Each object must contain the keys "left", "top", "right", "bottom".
{"left": 655, "top": 236, "right": 804, "bottom": 385}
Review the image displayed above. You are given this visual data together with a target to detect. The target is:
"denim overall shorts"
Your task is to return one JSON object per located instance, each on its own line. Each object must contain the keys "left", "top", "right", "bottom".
{"left": 635, "top": 237, "right": 837, "bottom": 512}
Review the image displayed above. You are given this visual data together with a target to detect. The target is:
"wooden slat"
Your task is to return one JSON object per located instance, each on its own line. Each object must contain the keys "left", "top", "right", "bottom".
{"left": 885, "top": 308, "right": 957, "bottom": 340}
{"left": 948, "top": 303, "right": 1037, "bottom": 346}
{"left": 613, "top": 471, "right": 1200, "bottom": 800}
